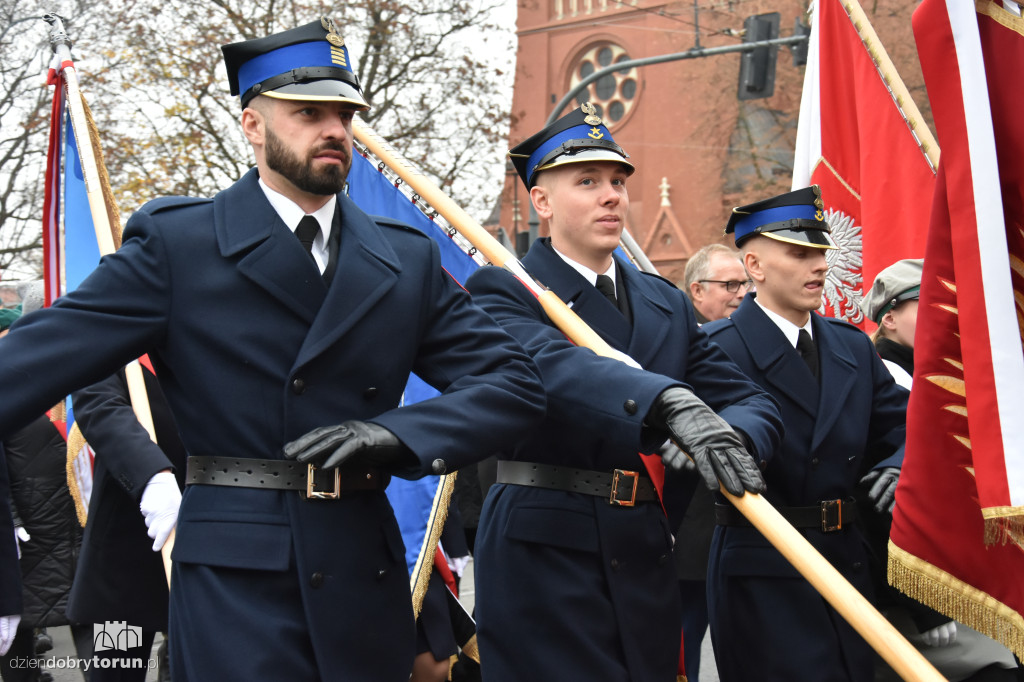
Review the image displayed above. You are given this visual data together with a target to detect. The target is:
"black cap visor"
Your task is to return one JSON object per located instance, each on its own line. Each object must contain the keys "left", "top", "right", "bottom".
{"left": 758, "top": 227, "right": 837, "bottom": 250}
{"left": 248, "top": 78, "right": 369, "bottom": 110}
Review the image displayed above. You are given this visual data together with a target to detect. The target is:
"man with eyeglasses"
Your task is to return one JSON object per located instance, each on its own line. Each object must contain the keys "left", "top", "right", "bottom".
{"left": 674, "top": 243, "right": 752, "bottom": 679}
{"left": 684, "top": 244, "right": 752, "bottom": 324}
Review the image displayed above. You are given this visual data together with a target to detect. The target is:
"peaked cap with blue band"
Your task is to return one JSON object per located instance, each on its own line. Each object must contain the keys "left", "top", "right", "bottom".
{"left": 222, "top": 17, "right": 368, "bottom": 110}
{"left": 725, "top": 185, "right": 837, "bottom": 250}
{"left": 508, "top": 103, "right": 634, "bottom": 189}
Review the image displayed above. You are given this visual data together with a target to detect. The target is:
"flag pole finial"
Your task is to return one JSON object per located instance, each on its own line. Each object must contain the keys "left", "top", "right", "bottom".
{"left": 42, "top": 13, "right": 72, "bottom": 52}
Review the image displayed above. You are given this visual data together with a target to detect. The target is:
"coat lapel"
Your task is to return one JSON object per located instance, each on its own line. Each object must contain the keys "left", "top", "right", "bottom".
{"left": 617, "top": 263, "right": 672, "bottom": 366}
{"left": 214, "top": 171, "right": 401, "bottom": 365}
{"left": 215, "top": 170, "right": 326, "bottom": 324}
{"left": 524, "top": 240, "right": 632, "bottom": 351}
{"left": 808, "top": 315, "right": 858, "bottom": 452}
{"left": 731, "top": 297, "right": 819, "bottom": 417}
{"left": 297, "top": 192, "right": 401, "bottom": 364}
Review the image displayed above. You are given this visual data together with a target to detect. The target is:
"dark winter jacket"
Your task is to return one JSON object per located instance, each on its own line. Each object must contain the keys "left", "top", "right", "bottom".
{"left": 4, "top": 413, "right": 81, "bottom": 627}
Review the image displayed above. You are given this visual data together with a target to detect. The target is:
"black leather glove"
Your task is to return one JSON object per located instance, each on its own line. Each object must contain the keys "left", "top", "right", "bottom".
{"left": 860, "top": 466, "right": 900, "bottom": 513}
{"left": 658, "top": 440, "right": 695, "bottom": 474}
{"left": 647, "top": 387, "right": 766, "bottom": 496}
{"left": 283, "top": 420, "right": 416, "bottom": 473}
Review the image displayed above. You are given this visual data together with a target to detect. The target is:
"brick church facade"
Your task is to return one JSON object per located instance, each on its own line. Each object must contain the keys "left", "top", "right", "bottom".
{"left": 493, "top": 0, "right": 927, "bottom": 285}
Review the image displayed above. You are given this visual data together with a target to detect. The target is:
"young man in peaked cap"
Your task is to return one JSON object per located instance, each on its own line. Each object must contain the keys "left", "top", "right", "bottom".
{"left": 0, "top": 18, "right": 545, "bottom": 681}
{"left": 702, "top": 186, "right": 909, "bottom": 681}
{"left": 465, "top": 104, "right": 782, "bottom": 681}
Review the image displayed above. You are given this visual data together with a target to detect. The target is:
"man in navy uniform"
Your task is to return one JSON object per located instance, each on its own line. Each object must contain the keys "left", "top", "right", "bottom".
{"left": 0, "top": 18, "right": 544, "bottom": 681}
{"left": 465, "top": 105, "right": 782, "bottom": 681}
{"left": 703, "top": 186, "right": 908, "bottom": 681}
{"left": 66, "top": 363, "right": 186, "bottom": 681}
{"left": 0, "top": 444, "right": 21, "bottom": 658}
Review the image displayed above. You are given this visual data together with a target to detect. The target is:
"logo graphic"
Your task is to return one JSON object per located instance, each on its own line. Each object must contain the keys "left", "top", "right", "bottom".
{"left": 819, "top": 208, "right": 864, "bottom": 323}
{"left": 93, "top": 622, "right": 142, "bottom": 653}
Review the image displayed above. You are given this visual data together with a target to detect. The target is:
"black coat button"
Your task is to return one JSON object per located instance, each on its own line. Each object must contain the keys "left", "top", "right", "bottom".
{"left": 376, "top": 569, "right": 388, "bottom": 581}
{"left": 610, "top": 558, "right": 620, "bottom": 571}
{"left": 811, "top": 457, "right": 820, "bottom": 467}
{"left": 658, "top": 554, "right": 669, "bottom": 566}
{"left": 310, "top": 572, "right": 324, "bottom": 588}
{"left": 292, "top": 378, "right": 306, "bottom": 394}
{"left": 623, "top": 400, "right": 638, "bottom": 415}
{"left": 431, "top": 459, "right": 447, "bottom": 475}
{"left": 363, "top": 387, "right": 378, "bottom": 400}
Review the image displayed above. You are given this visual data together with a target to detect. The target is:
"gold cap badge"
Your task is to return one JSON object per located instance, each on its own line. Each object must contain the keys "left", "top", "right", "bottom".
{"left": 321, "top": 16, "right": 345, "bottom": 46}
{"left": 581, "top": 102, "right": 603, "bottom": 126}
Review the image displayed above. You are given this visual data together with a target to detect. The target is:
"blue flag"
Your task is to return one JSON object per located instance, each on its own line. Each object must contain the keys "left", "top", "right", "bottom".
{"left": 347, "top": 150, "right": 480, "bottom": 610}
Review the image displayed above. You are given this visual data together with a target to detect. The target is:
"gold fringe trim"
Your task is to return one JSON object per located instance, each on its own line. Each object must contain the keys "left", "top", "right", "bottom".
{"left": 982, "top": 510, "right": 1024, "bottom": 550}
{"left": 409, "top": 471, "right": 456, "bottom": 618}
{"left": 65, "top": 423, "right": 89, "bottom": 527}
{"left": 977, "top": 0, "right": 1024, "bottom": 36}
{"left": 461, "top": 633, "right": 480, "bottom": 664}
{"left": 80, "top": 95, "right": 122, "bottom": 246}
{"left": 888, "top": 540, "right": 1024, "bottom": 658}
{"left": 982, "top": 506, "right": 1024, "bottom": 520}
{"left": 49, "top": 402, "right": 67, "bottom": 425}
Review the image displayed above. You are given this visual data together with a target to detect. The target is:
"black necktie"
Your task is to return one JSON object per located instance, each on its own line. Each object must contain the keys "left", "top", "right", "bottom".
{"left": 595, "top": 274, "right": 618, "bottom": 308}
{"left": 796, "top": 328, "right": 819, "bottom": 378}
{"left": 295, "top": 215, "right": 319, "bottom": 261}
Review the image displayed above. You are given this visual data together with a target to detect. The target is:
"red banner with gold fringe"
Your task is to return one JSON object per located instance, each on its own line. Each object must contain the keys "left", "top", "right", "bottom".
{"left": 889, "top": 0, "right": 1024, "bottom": 658}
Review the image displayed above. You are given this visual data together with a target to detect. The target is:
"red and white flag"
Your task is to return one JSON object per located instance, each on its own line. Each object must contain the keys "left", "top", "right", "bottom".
{"left": 889, "top": 0, "right": 1024, "bottom": 658}
{"left": 792, "top": 0, "right": 935, "bottom": 326}
{"left": 42, "top": 59, "right": 66, "bottom": 307}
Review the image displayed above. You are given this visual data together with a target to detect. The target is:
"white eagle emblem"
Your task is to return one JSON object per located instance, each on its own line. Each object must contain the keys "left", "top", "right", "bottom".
{"left": 819, "top": 208, "right": 864, "bottom": 323}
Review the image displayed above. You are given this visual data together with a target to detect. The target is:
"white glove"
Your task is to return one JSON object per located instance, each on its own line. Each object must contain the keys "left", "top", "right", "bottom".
{"left": 13, "top": 527, "right": 30, "bottom": 559}
{"left": 139, "top": 471, "right": 181, "bottom": 552}
{"left": 921, "top": 621, "right": 957, "bottom": 647}
{"left": 451, "top": 555, "right": 471, "bottom": 578}
{"left": 0, "top": 614, "right": 21, "bottom": 656}
{"left": 606, "top": 348, "right": 642, "bottom": 369}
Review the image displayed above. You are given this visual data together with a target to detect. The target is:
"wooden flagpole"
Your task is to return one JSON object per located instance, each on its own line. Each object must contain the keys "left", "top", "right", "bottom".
{"left": 839, "top": 0, "right": 940, "bottom": 170}
{"left": 44, "top": 14, "right": 173, "bottom": 585}
{"left": 353, "top": 119, "right": 945, "bottom": 682}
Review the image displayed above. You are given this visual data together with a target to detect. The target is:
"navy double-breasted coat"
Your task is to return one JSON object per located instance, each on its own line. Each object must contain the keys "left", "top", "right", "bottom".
{"left": 0, "top": 169, "right": 544, "bottom": 680}
{"left": 703, "top": 295, "right": 907, "bottom": 682}
{"left": 466, "top": 239, "right": 782, "bottom": 681}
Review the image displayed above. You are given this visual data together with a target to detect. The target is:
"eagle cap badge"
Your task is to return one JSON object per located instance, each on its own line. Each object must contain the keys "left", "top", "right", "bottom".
{"left": 321, "top": 16, "right": 345, "bottom": 46}
{"left": 580, "top": 101, "right": 603, "bottom": 126}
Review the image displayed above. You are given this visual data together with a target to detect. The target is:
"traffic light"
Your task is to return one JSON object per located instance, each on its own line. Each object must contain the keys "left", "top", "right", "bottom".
{"left": 737, "top": 12, "right": 780, "bottom": 100}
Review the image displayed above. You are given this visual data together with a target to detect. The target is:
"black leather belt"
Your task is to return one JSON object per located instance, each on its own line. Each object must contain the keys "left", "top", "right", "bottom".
{"left": 496, "top": 460, "right": 659, "bottom": 507}
{"left": 715, "top": 498, "right": 857, "bottom": 532}
{"left": 186, "top": 456, "right": 384, "bottom": 500}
